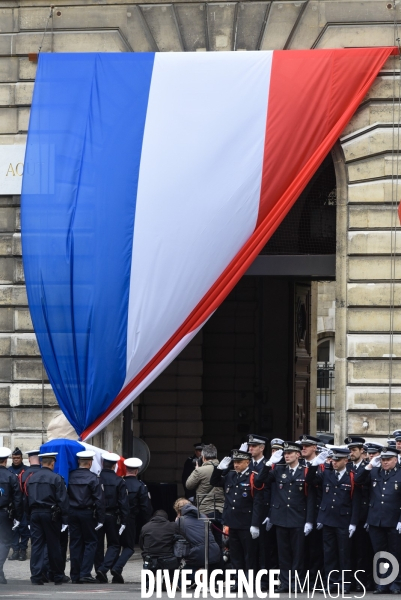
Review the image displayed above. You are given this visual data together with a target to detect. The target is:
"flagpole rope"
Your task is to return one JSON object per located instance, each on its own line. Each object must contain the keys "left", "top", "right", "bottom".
{"left": 389, "top": 1, "right": 401, "bottom": 436}
{"left": 38, "top": 6, "right": 54, "bottom": 55}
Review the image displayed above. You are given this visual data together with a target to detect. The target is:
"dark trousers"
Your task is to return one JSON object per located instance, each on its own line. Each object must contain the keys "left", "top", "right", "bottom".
{"left": 264, "top": 525, "right": 279, "bottom": 570}
{"left": 275, "top": 525, "right": 305, "bottom": 589}
{"left": 305, "top": 526, "right": 324, "bottom": 584}
{"left": 69, "top": 509, "right": 98, "bottom": 581}
{"left": 322, "top": 526, "right": 351, "bottom": 590}
{"left": 369, "top": 525, "right": 401, "bottom": 589}
{"left": 0, "top": 510, "right": 13, "bottom": 574}
{"left": 95, "top": 513, "right": 120, "bottom": 574}
{"left": 11, "top": 513, "right": 30, "bottom": 552}
{"left": 111, "top": 515, "right": 135, "bottom": 575}
{"left": 30, "top": 511, "right": 64, "bottom": 583}
{"left": 205, "top": 511, "right": 223, "bottom": 548}
{"left": 229, "top": 528, "right": 257, "bottom": 576}
{"left": 351, "top": 522, "right": 374, "bottom": 586}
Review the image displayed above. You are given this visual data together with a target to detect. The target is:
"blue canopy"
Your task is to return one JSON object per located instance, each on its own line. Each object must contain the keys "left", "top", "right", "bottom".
{"left": 40, "top": 439, "right": 85, "bottom": 485}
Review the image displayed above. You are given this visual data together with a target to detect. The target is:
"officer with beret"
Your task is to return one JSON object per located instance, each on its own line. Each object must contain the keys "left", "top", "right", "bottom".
{"left": 210, "top": 448, "right": 263, "bottom": 589}
{"left": 306, "top": 447, "right": 360, "bottom": 593}
{"left": 26, "top": 452, "right": 69, "bottom": 586}
{"left": 256, "top": 441, "right": 314, "bottom": 592}
{"left": 8, "top": 447, "right": 28, "bottom": 561}
{"left": 0, "top": 447, "right": 22, "bottom": 584}
{"left": 345, "top": 436, "right": 373, "bottom": 591}
{"left": 95, "top": 452, "right": 129, "bottom": 583}
{"left": 68, "top": 450, "right": 105, "bottom": 583}
{"left": 110, "top": 457, "right": 152, "bottom": 583}
{"left": 355, "top": 446, "right": 401, "bottom": 594}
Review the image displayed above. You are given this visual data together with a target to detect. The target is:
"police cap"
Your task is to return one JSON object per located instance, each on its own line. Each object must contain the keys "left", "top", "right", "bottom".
{"left": 101, "top": 452, "right": 120, "bottom": 463}
{"left": 248, "top": 434, "right": 268, "bottom": 446}
{"left": 231, "top": 449, "right": 252, "bottom": 461}
{"left": 331, "top": 447, "right": 350, "bottom": 460}
{"left": 366, "top": 443, "right": 384, "bottom": 454}
{"left": 344, "top": 436, "right": 365, "bottom": 448}
{"left": 283, "top": 441, "right": 302, "bottom": 453}
{"left": 299, "top": 435, "right": 320, "bottom": 446}
{"left": 38, "top": 452, "right": 58, "bottom": 460}
{"left": 124, "top": 457, "right": 143, "bottom": 468}
{"left": 76, "top": 450, "right": 96, "bottom": 459}
{"left": 271, "top": 438, "right": 284, "bottom": 450}
{"left": 0, "top": 447, "right": 11, "bottom": 459}
{"left": 26, "top": 449, "right": 40, "bottom": 456}
{"left": 393, "top": 430, "right": 401, "bottom": 441}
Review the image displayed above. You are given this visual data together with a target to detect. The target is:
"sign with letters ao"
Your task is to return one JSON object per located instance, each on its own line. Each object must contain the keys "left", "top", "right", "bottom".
{"left": 0, "top": 143, "right": 53, "bottom": 195}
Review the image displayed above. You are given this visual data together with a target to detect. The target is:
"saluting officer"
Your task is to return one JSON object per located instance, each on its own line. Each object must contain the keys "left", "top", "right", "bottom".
{"left": 68, "top": 450, "right": 105, "bottom": 584}
{"left": 306, "top": 447, "right": 360, "bottom": 594}
{"left": 345, "top": 436, "right": 373, "bottom": 591}
{"left": 26, "top": 452, "right": 69, "bottom": 586}
{"left": 355, "top": 445, "right": 401, "bottom": 594}
{"left": 210, "top": 448, "right": 263, "bottom": 590}
{"left": 263, "top": 438, "right": 285, "bottom": 573}
{"left": 256, "top": 441, "right": 314, "bottom": 593}
{"left": 366, "top": 442, "right": 384, "bottom": 460}
{"left": 0, "top": 447, "right": 22, "bottom": 584}
{"left": 95, "top": 452, "right": 129, "bottom": 584}
{"left": 110, "top": 457, "right": 152, "bottom": 583}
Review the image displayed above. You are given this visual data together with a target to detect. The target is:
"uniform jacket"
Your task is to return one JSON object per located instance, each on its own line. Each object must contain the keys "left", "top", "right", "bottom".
{"left": 8, "top": 463, "right": 25, "bottom": 476}
{"left": 20, "top": 464, "right": 41, "bottom": 513}
{"left": 210, "top": 465, "right": 263, "bottom": 529}
{"left": 185, "top": 459, "right": 225, "bottom": 515}
{"left": 174, "top": 503, "right": 221, "bottom": 566}
{"left": 256, "top": 463, "right": 314, "bottom": 527}
{"left": 306, "top": 465, "right": 360, "bottom": 528}
{"left": 124, "top": 476, "right": 152, "bottom": 521}
{"left": 0, "top": 464, "right": 23, "bottom": 520}
{"left": 26, "top": 466, "right": 69, "bottom": 524}
{"left": 99, "top": 468, "right": 129, "bottom": 525}
{"left": 347, "top": 460, "right": 369, "bottom": 523}
{"left": 355, "top": 465, "right": 401, "bottom": 528}
{"left": 67, "top": 468, "right": 105, "bottom": 523}
{"left": 139, "top": 514, "right": 176, "bottom": 557}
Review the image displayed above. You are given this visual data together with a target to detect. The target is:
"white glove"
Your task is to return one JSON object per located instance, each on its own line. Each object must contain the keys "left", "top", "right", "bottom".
{"left": 396, "top": 522, "right": 401, "bottom": 534}
{"left": 266, "top": 449, "right": 283, "bottom": 467}
{"left": 304, "top": 523, "right": 313, "bottom": 536}
{"left": 368, "top": 456, "right": 381, "bottom": 469}
{"left": 364, "top": 522, "right": 369, "bottom": 532}
{"left": 61, "top": 524, "right": 68, "bottom": 533}
{"left": 95, "top": 523, "right": 103, "bottom": 531}
{"left": 250, "top": 526, "right": 260, "bottom": 539}
{"left": 311, "top": 450, "right": 330, "bottom": 466}
{"left": 217, "top": 456, "right": 231, "bottom": 470}
{"left": 239, "top": 442, "right": 248, "bottom": 452}
{"left": 119, "top": 525, "right": 126, "bottom": 536}
{"left": 12, "top": 519, "right": 20, "bottom": 531}
{"left": 316, "top": 523, "right": 323, "bottom": 530}
{"left": 262, "top": 516, "right": 273, "bottom": 532}
{"left": 349, "top": 525, "right": 356, "bottom": 538}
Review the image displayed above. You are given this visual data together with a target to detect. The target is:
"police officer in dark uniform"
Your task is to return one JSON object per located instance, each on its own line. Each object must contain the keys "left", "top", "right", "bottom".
{"left": 26, "top": 452, "right": 69, "bottom": 586}
{"left": 0, "top": 447, "right": 22, "bottom": 584}
{"left": 306, "top": 446, "right": 360, "bottom": 593}
{"left": 182, "top": 443, "right": 204, "bottom": 499}
{"left": 8, "top": 447, "right": 28, "bottom": 561}
{"left": 355, "top": 445, "right": 401, "bottom": 594}
{"left": 263, "top": 438, "right": 285, "bottom": 573}
{"left": 95, "top": 452, "right": 129, "bottom": 583}
{"left": 210, "top": 448, "right": 263, "bottom": 589}
{"left": 345, "top": 435, "right": 373, "bottom": 591}
{"left": 67, "top": 450, "right": 105, "bottom": 583}
{"left": 110, "top": 457, "right": 152, "bottom": 583}
{"left": 256, "top": 441, "right": 314, "bottom": 592}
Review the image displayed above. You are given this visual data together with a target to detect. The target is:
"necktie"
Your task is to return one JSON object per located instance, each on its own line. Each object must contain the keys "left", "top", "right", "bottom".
{"left": 254, "top": 461, "right": 257, "bottom": 468}
{"left": 290, "top": 469, "right": 294, "bottom": 477}
{"left": 336, "top": 471, "right": 340, "bottom": 480}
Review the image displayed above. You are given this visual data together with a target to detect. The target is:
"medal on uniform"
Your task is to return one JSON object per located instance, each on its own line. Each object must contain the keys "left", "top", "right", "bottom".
{"left": 282, "top": 474, "right": 287, "bottom": 479}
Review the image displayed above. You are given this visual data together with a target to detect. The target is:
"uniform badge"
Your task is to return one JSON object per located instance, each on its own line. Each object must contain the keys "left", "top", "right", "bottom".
{"left": 282, "top": 474, "right": 287, "bottom": 479}
{"left": 242, "top": 492, "right": 248, "bottom": 497}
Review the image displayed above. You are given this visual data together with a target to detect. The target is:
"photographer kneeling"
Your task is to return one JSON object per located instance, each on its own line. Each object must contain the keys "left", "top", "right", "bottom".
{"left": 139, "top": 510, "right": 179, "bottom": 580}
{"left": 185, "top": 444, "right": 225, "bottom": 546}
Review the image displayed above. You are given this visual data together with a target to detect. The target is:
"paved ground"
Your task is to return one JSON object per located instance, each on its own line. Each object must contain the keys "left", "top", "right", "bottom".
{"left": 0, "top": 549, "right": 382, "bottom": 598}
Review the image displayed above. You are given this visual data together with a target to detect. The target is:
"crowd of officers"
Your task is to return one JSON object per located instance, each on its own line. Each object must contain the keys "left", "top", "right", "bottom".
{"left": 0, "top": 447, "right": 152, "bottom": 585}
{"left": 3, "top": 432, "right": 401, "bottom": 592}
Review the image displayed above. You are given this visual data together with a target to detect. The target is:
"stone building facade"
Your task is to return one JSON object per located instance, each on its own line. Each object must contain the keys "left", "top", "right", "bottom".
{"left": 1, "top": 0, "right": 401, "bottom": 481}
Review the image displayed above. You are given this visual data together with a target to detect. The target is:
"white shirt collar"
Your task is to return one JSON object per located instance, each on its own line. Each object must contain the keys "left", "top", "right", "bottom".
{"left": 253, "top": 457, "right": 264, "bottom": 464}
{"left": 336, "top": 468, "right": 347, "bottom": 480}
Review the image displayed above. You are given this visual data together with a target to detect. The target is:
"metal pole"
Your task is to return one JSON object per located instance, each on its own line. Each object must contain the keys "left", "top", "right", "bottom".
{"left": 204, "top": 519, "right": 209, "bottom": 576}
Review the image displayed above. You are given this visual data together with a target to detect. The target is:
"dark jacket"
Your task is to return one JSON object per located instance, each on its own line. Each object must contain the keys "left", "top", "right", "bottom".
{"left": 210, "top": 465, "right": 263, "bottom": 529}
{"left": 355, "top": 465, "right": 401, "bottom": 527}
{"left": 99, "top": 468, "right": 129, "bottom": 525}
{"left": 68, "top": 468, "right": 105, "bottom": 523}
{"left": 347, "top": 461, "right": 369, "bottom": 523}
{"left": 306, "top": 465, "right": 360, "bottom": 528}
{"left": 0, "top": 465, "right": 23, "bottom": 520}
{"left": 174, "top": 503, "right": 221, "bottom": 567}
{"left": 26, "top": 466, "right": 69, "bottom": 525}
{"left": 139, "top": 515, "right": 176, "bottom": 557}
{"left": 257, "top": 463, "right": 314, "bottom": 527}
{"left": 124, "top": 476, "right": 152, "bottom": 521}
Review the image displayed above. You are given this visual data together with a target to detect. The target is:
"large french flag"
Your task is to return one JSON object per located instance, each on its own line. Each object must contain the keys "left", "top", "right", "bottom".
{"left": 21, "top": 48, "right": 394, "bottom": 440}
